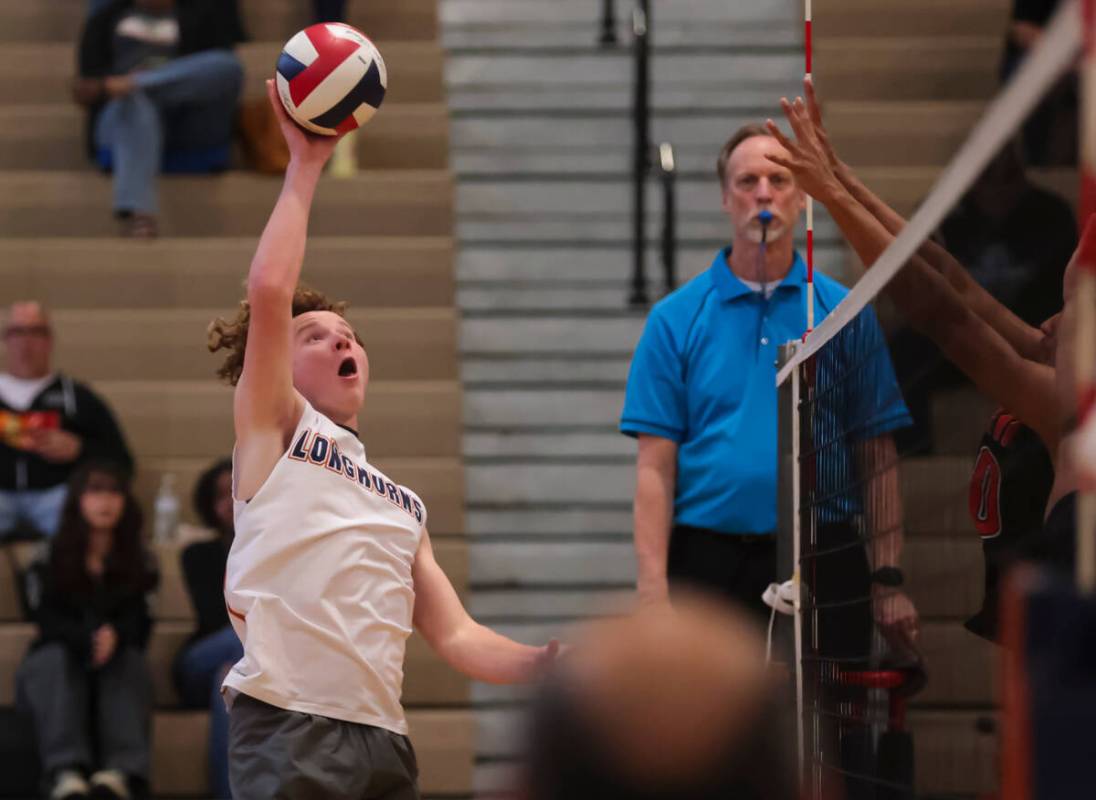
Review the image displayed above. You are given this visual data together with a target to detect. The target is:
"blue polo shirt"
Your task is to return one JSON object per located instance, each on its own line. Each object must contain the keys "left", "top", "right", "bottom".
{"left": 620, "top": 247, "right": 911, "bottom": 534}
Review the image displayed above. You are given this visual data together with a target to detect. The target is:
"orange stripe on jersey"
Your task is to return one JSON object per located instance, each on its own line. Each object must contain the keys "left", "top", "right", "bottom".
{"left": 227, "top": 604, "right": 246, "bottom": 623}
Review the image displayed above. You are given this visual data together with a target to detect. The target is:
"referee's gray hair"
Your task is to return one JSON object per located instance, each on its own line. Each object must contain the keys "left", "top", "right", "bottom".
{"left": 716, "top": 124, "right": 774, "bottom": 189}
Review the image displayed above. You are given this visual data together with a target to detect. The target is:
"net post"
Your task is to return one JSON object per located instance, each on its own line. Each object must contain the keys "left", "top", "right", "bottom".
{"left": 776, "top": 341, "right": 806, "bottom": 791}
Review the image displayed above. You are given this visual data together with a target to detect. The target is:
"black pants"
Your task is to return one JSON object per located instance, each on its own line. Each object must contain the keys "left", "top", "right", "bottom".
{"left": 229, "top": 693, "right": 419, "bottom": 800}
{"left": 809, "top": 521, "right": 874, "bottom": 661}
{"left": 667, "top": 525, "right": 777, "bottom": 622}
{"left": 16, "top": 643, "right": 152, "bottom": 781}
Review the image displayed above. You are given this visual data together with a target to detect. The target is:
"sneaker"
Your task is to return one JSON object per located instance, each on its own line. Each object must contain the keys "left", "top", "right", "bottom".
{"left": 50, "top": 769, "right": 89, "bottom": 800}
{"left": 119, "top": 213, "right": 158, "bottom": 240}
{"left": 88, "top": 769, "right": 130, "bottom": 800}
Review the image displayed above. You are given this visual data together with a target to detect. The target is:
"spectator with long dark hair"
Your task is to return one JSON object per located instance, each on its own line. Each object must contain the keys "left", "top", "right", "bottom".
{"left": 15, "top": 461, "right": 158, "bottom": 800}
{"left": 172, "top": 458, "right": 241, "bottom": 800}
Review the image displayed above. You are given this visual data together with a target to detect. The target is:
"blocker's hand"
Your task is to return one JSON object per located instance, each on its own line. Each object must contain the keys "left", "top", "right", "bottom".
{"left": 801, "top": 77, "right": 844, "bottom": 174}
{"left": 763, "top": 95, "right": 841, "bottom": 203}
{"left": 266, "top": 78, "right": 341, "bottom": 168}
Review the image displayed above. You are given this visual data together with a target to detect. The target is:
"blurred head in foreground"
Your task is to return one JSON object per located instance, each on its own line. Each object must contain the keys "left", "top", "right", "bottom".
{"left": 525, "top": 595, "right": 797, "bottom": 800}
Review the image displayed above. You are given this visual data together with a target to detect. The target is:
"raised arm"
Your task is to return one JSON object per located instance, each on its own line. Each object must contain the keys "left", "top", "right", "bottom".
{"left": 412, "top": 530, "right": 556, "bottom": 684}
{"left": 765, "top": 94, "right": 1060, "bottom": 451}
{"left": 232, "top": 82, "right": 340, "bottom": 498}
{"left": 801, "top": 78, "right": 1044, "bottom": 361}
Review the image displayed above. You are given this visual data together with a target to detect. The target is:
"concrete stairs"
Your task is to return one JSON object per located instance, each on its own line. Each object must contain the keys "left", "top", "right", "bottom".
{"left": 0, "top": 0, "right": 471, "bottom": 797}
{"left": 443, "top": 0, "right": 1015, "bottom": 796}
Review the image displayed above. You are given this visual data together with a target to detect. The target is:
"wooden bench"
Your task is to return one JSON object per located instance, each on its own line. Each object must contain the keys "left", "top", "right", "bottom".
{"left": 0, "top": 236, "right": 455, "bottom": 310}
{"left": 0, "top": 103, "right": 451, "bottom": 171}
{"left": 0, "top": 170, "right": 454, "bottom": 237}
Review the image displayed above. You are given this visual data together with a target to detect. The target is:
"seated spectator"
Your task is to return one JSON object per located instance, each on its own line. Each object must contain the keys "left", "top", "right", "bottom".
{"left": 15, "top": 461, "right": 158, "bottom": 800}
{"left": 1, "top": 302, "right": 133, "bottom": 540}
{"left": 889, "top": 141, "right": 1076, "bottom": 452}
{"left": 172, "top": 458, "right": 241, "bottom": 800}
{"left": 524, "top": 595, "right": 796, "bottom": 800}
{"left": 1000, "top": 0, "right": 1076, "bottom": 166}
{"left": 74, "top": 0, "right": 245, "bottom": 238}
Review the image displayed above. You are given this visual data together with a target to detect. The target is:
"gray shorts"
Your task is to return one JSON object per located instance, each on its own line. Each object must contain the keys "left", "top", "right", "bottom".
{"left": 228, "top": 693, "right": 420, "bottom": 800}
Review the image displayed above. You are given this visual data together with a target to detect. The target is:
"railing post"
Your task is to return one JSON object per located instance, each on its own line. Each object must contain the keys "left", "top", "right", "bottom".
{"left": 599, "top": 0, "right": 618, "bottom": 46}
{"left": 629, "top": 0, "right": 651, "bottom": 307}
{"left": 658, "top": 142, "right": 677, "bottom": 294}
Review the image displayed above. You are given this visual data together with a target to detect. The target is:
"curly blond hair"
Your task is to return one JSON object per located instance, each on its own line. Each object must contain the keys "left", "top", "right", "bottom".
{"left": 207, "top": 285, "right": 356, "bottom": 386}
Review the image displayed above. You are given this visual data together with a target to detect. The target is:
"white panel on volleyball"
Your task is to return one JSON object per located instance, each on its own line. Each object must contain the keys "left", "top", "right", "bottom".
{"left": 296, "top": 53, "right": 365, "bottom": 121}
{"left": 284, "top": 27, "right": 319, "bottom": 67}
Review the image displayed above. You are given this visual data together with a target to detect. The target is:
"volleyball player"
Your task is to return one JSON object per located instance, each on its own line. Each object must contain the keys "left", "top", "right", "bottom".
{"left": 207, "top": 80, "right": 556, "bottom": 799}
{"left": 766, "top": 79, "right": 1088, "bottom": 638}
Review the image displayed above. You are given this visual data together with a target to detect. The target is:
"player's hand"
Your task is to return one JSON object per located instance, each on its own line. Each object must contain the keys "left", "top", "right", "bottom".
{"left": 802, "top": 77, "right": 845, "bottom": 175}
{"left": 26, "top": 428, "right": 82, "bottom": 464}
{"left": 872, "top": 587, "right": 920, "bottom": 652}
{"left": 266, "top": 79, "right": 340, "bottom": 168}
{"left": 764, "top": 95, "right": 842, "bottom": 203}
{"left": 536, "top": 639, "right": 563, "bottom": 670}
{"left": 91, "top": 624, "right": 118, "bottom": 668}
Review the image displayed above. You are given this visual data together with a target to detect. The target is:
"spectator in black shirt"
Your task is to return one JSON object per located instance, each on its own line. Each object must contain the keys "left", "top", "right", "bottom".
{"left": 172, "top": 458, "right": 241, "bottom": 800}
{"left": 1, "top": 301, "right": 133, "bottom": 540}
{"left": 15, "top": 461, "right": 158, "bottom": 800}
{"left": 1000, "top": 0, "right": 1076, "bottom": 166}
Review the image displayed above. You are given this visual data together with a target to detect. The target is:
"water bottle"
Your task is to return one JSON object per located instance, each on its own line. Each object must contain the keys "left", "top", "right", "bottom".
{"left": 153, "top": 474, "right": 180, "bottom": 545}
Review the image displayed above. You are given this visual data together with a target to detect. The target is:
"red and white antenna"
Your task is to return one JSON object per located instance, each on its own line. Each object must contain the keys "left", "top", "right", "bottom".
{"left": 804, "top": 0, "right": 815, "bottom": 336}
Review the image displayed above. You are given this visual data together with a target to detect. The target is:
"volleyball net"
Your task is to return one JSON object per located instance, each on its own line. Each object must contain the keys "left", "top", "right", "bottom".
{"left": 773, "top": 1, "right": 1095, "bottom": 797}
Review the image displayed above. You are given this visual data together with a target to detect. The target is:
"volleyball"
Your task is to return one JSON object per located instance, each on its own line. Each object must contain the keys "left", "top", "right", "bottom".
{"left": 275, "top": 23, "right": 387, "bottom": 136}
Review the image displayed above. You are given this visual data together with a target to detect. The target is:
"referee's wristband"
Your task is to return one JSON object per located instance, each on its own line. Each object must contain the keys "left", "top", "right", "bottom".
{"left": 870, "top": 566, "right": 904, "bottom": 587}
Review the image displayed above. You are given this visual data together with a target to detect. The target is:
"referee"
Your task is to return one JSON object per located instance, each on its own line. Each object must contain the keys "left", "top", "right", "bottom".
{"left": 620, "top": 124, "right": 918, "bottom": 649}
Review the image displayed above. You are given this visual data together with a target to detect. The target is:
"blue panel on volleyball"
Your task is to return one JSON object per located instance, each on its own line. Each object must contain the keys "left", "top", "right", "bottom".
{"left": 276, "top": 51, "right": 308, "bottom": 82}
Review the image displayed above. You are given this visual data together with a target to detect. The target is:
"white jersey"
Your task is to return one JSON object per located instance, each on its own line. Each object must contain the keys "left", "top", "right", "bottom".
{"left": 223, "top": 400, "right": 427, "bottom": 734}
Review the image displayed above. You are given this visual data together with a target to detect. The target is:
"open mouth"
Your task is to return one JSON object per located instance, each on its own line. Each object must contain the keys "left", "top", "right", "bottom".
{"left": 338, "top": 357, "right": 358, "bottom": 378}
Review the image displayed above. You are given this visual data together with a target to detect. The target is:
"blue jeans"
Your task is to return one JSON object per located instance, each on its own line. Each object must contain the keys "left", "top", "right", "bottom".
{"left": 175, "top": 626, "right": 243, "bottom": 800}
{"left": 95, "top": 50, "right": 243, "bottom": 216}
{"left": 0, "top": 484, "right": 68, "bottom": 538}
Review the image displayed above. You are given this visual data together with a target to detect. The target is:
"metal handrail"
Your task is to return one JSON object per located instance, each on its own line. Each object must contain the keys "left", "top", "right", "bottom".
{"left": 657, "top": 142, "right": 678, "bottom": 294}
{"left": 626, "top": 0, "right": 678, "bottom": 307}
{"left": 629, "top": 0, "right": 651, "bottom": 306}
{"left": 599, "top": 0, "right": 618, "bottom": 45}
